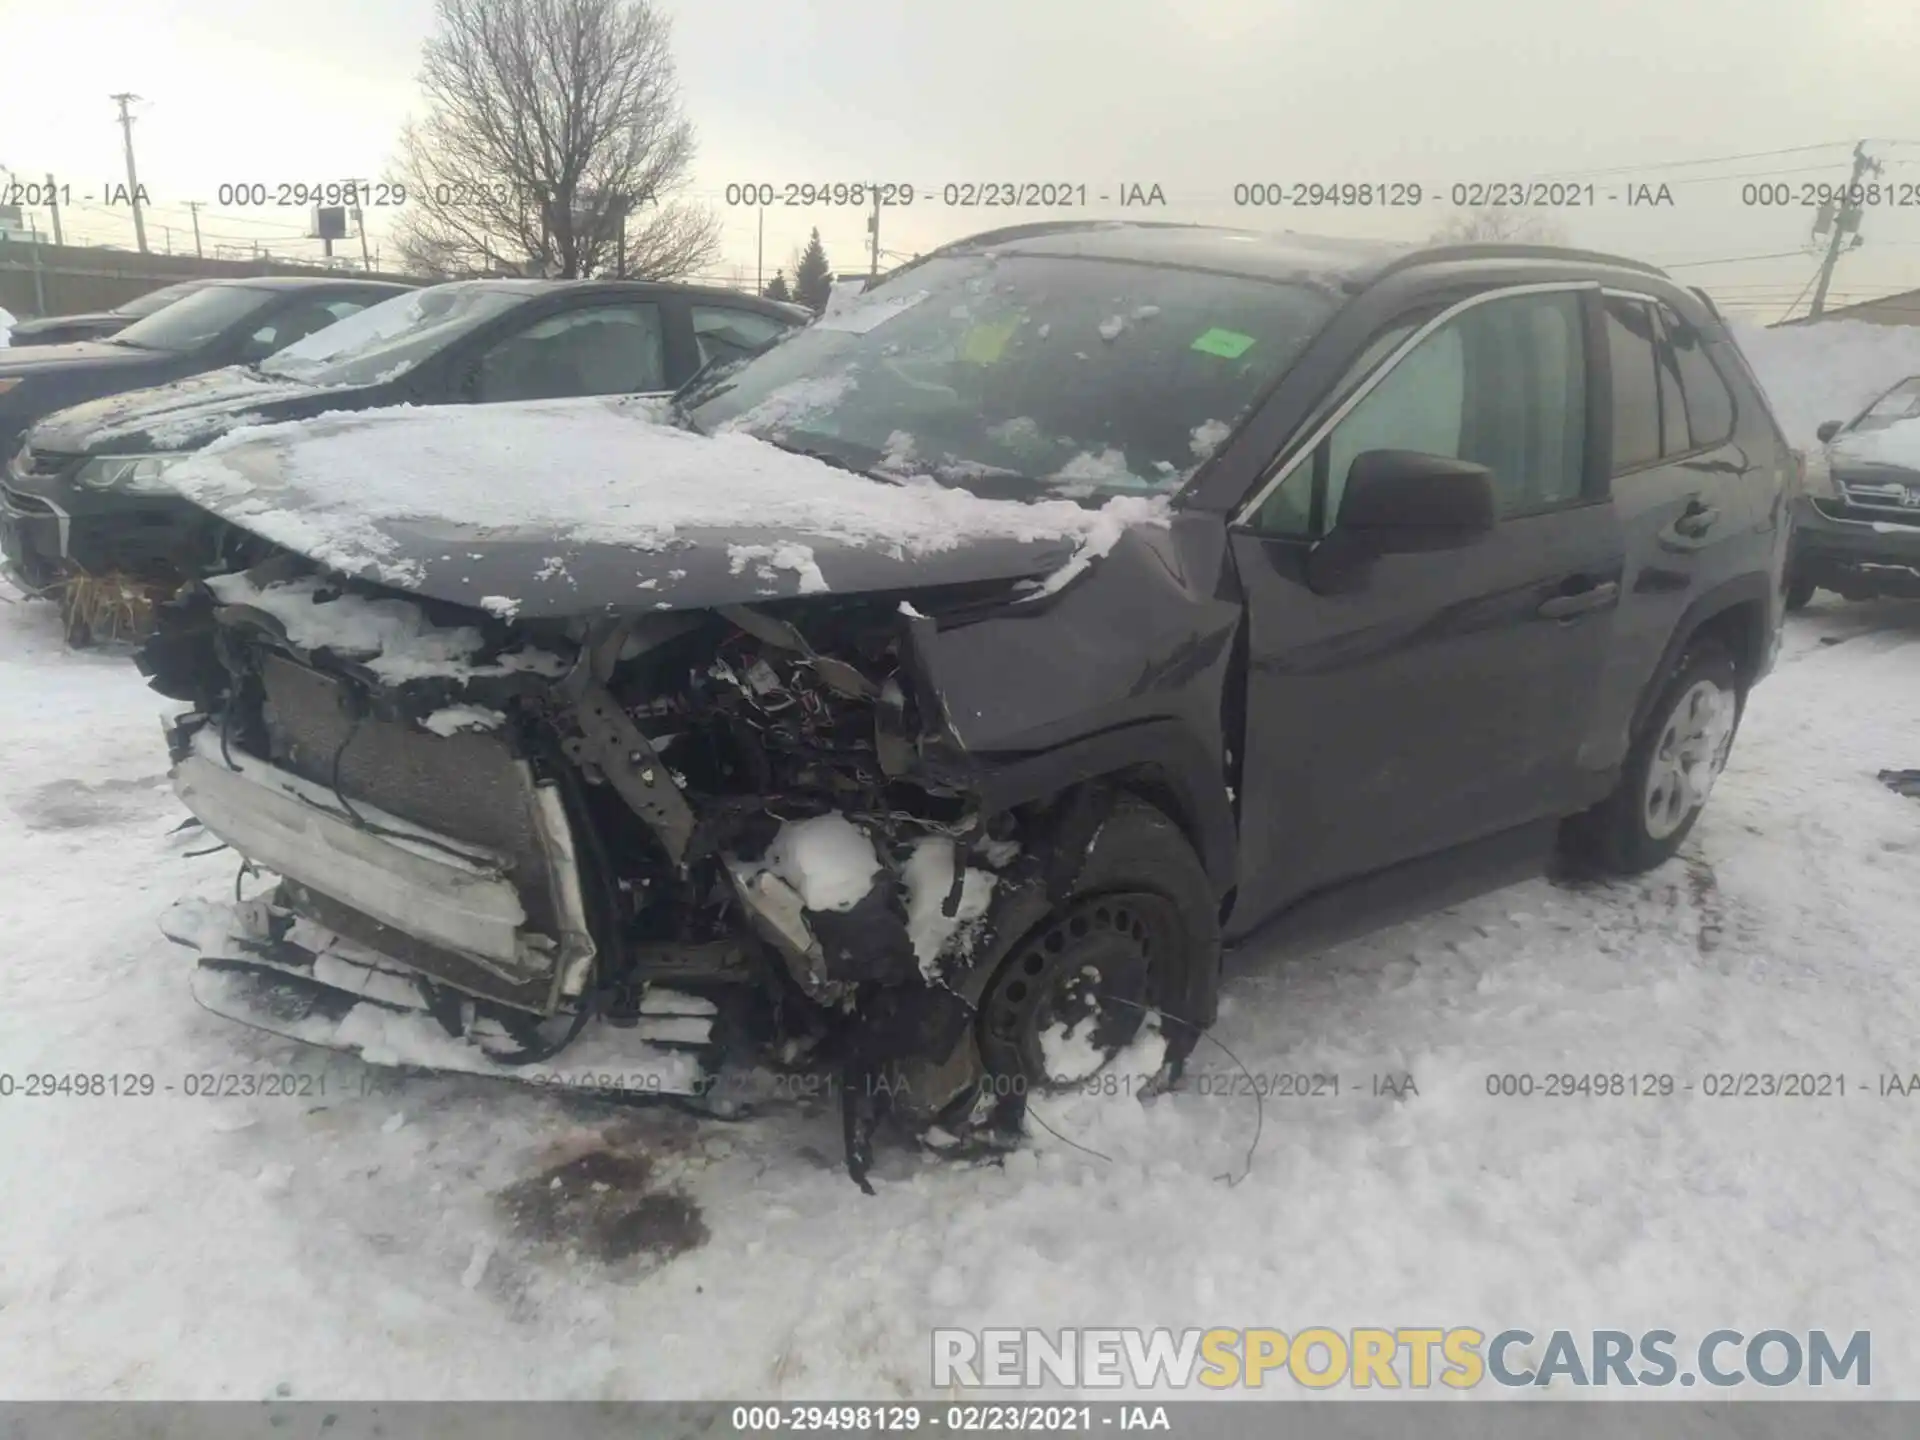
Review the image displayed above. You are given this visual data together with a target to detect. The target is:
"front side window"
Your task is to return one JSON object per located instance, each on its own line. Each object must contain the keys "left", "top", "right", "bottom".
{"left": 110, "top": 285, "right": 279, "bottom": 353}
{"left": 684, "top": 253, "right": 1337, "bottom": 500}
{"left": 1662, "top": 305, "right": 1737, "bottom": 447}
{"left": 472, "top": 303, "right": 667, "bottom": 402}
{"left": 1251, "top": 289, "right": 1588, "bottom": 533}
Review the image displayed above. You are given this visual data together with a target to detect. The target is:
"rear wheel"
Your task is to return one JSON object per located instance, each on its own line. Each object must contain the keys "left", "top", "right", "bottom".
{"left": 1565, "top": 641, "right": 1742, "bottom": 874}
{"left": 1784, "top": 575, "right": 1816, "bottom": 611}
{"left": 977, "top": 796, "right": 1220, "bottom": 1096}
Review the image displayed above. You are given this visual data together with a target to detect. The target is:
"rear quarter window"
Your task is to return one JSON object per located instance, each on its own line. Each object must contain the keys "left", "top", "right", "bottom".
{"left": 1662, "top": 306, "right": 1737, "bottom": 448}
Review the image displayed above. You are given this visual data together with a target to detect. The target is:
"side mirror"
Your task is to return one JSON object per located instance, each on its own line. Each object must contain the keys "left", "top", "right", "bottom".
{"left": 1815, "top": 420, "right": 1843, "bottom": 444}
{"left": 1334, "top": 449, "right": 1497, "bottom": 555}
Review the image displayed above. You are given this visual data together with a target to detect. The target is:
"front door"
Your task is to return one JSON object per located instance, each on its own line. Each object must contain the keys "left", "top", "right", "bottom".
{"left": 1226, "top": 284, "right": 1624, "bottom": 934}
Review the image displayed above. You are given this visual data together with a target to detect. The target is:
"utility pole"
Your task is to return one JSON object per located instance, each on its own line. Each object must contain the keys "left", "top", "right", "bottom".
{"left": 756, "top": 204, "right": 764, "bottom": 293}
{"left": 26, "top": 214, "right": 46, "bottom": 313}
{"left": 110, "top": 92, "right": 149, "bottom": 253}
{"left": 188, "top": 201, "right": 203, "bottom": 257}
{"left": 44, "top": 172, "right": 63, "bottom": 245}
{"left": 866, "top": 190, "right": 881, "bottom": 282}
{"left": 354, "top": 204, "right": 372, "bottom": 271}
{"left": 1809, "top": 141, "right": 1881, "bottom": 320}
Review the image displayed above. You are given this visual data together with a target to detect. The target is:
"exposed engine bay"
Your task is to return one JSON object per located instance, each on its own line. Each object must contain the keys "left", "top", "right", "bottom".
{"left": 140, "top": 550, "right": 1190, "bottom": 1190}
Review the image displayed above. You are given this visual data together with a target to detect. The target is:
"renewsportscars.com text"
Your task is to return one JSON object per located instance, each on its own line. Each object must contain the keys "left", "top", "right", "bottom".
{"left": 931, "top": 1327, "right": 1871, "bottom": 1390}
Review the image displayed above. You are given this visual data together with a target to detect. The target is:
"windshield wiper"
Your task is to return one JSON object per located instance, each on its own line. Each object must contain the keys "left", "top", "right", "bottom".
{"left": 764, "top": 437, "right": 904, "bottom": 485}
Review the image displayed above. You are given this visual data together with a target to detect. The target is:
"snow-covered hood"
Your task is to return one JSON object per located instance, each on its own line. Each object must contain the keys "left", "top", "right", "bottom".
{"left": 162, "top": 395, "right": 1168, "bottom": 618}
{"left": 26, "top": 364, "right": 356, "bottom": 457}
{"left": 1830, "top": 416, "right": 1920, "bottom": 479}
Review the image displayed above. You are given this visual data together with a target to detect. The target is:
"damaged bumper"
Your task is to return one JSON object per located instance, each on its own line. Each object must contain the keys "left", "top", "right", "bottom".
{"left": 168, "top": 719, "right": 596, "bottom": 1013}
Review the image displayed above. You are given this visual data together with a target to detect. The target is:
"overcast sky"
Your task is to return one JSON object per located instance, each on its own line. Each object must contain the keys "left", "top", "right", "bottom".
{"left": 4, "top": 0, "right": 1920, "bottom": 317}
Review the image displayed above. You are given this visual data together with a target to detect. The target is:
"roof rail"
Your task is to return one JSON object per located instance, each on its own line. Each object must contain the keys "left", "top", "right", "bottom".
{"left": 1375, "top": 241, "right": 1670, "bottom": 281}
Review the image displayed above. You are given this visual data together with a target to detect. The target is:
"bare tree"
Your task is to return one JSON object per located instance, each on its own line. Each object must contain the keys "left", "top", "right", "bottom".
{"left": 389, "top": 0, "right": 722, "bottom": 280}
{"left": 1429, "top": 205, "right": 1570, "bottom": 247}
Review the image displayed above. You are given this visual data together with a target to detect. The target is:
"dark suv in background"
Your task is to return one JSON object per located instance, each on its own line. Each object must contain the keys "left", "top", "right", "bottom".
{"left": 2, "top": 279, "right": 807, "bottom": 641}
{"left": 139, "top": 224, "right": 1791, "bottom": 1189}
{"left": 2, "top": 279, "right": 222, "bottom": 348}
{"left": 1787, "top": 374, "right": 1920, "bottom": 607}
{"left": 0, "top": 276, "right": 410, "bottom": 459}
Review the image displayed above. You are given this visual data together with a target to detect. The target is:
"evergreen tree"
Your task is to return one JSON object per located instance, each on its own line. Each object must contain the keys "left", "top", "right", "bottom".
{"left": 793, "top": 229, "right": 833, "bottom": 312}
{"left": 762, "top": 269, "right": 791, "bottom": 302}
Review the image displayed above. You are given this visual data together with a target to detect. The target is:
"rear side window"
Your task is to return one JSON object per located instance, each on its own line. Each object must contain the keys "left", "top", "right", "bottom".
{"left": 1652, "top": 312, "right": 1688, "bottom": 455}
{"left": 1603, "top": 297, "right": 1661, "bottom": 471}
{"left": 1661, "top": 306, "right": 1737, "bottom": 448}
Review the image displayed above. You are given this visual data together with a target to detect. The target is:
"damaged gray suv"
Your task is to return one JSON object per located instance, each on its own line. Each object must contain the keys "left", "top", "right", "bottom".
{"left": 138, "top": 222, "right": 1792, "bottom": 1189}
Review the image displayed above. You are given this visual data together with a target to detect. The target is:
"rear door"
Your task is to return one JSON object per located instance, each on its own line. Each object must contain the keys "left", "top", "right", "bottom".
{"left": 1581, "top": 292, "right": 1754, "bottom": 778}
{"left": 1226, "top": 283, "right": 1625, "bottom": 927}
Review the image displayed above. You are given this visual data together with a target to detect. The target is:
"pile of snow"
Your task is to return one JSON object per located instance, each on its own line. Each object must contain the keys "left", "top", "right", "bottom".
{"left": 0, "top": 305, "right": 13, "bottom": 348}
{"left": 164, "top": 397, "right": 1172, "bottom": 590}
{"left": 1729, "top": 319, "right": 1920, "bottom": 451}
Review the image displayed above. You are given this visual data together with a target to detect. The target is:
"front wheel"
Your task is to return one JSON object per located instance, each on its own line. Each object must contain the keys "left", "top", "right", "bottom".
{"left": 1564, "top": 642, "right": 1742, "bottom": 874}
{"left": 976, "top": 795, "right": 1221, "bottom": 1098}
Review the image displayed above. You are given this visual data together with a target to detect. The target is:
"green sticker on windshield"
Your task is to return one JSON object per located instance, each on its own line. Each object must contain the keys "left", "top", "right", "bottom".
{"left": 1191, "top": 327, "right": 1256, "bottom": 358}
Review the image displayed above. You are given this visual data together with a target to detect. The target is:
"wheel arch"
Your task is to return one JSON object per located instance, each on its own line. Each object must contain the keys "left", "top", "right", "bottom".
{"left": 969, "top": 718, "right": 1238, "bottom": 908}
{"left": 1627, "top": 574, "right": 1773, "bottom": 742}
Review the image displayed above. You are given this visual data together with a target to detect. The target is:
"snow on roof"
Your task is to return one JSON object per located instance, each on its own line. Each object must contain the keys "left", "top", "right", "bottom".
{"left": 162, "top": 396, "right": 1169, "bottom": 582}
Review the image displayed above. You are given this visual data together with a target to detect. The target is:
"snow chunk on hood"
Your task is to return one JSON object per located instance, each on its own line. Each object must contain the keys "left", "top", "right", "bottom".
{"left": 1023, "top": 493, "right": 1170, "bottom": 599}
{"left": 759, "top": 814, "right": 882, "bottom": 913}
{"left": 202, "top": 571, "right": 569, "bottom": 683}
{"left": 161, "top": 397, "right": 1167, "bottom": 589}
{"left": 728, "top": 542, "right": 829, "bottom": 594}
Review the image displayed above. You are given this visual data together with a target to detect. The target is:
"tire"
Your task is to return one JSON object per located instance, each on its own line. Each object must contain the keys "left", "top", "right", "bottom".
{"left": 1564, "top": 641, "right": 1742, "bottom": 875}
{"left": 1784, "top": 576, "right": 1815, "bottom": 611}
{"left": 976, "top": 794, "right": 1221, "bottom": 1095}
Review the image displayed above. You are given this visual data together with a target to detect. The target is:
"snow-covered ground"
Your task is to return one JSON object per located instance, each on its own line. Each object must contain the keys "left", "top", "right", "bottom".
{"left": 2, "top": 575, "right": 1918, "bottom": 1400}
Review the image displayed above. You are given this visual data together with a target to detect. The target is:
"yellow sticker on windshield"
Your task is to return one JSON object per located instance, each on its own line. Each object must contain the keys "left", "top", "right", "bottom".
{"left": 961, "top": 317, "right": 1021, "bottom": 364}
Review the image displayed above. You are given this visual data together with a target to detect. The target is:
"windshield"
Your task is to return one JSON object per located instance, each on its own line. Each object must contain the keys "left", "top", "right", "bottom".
{"left": 110, "top": 285, "right": 278, "bottom": 352}
{"left": 258, "top": 283, "right": 526, "bottom": 384}
{"left": 1851, "top": 377, "right": 1920, "bottom": 433}
{"left": 111, "top": 282, "right": 210, "bottom": 319}
{"left": 683, "top": 253, "right": 1336, "bottom": 498}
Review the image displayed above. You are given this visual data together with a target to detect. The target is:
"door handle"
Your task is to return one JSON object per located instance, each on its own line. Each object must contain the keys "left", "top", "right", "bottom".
{"left": 1537, "top": 580, "right": 1619, "bottom": 619}
{"left": 1673, "top": 500, "right": 1721, "bottom": 538}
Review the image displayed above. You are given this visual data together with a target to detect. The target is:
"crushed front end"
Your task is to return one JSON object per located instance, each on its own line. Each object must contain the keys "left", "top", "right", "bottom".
{"left": 140, "top": 553, "right": 1068, "bottom": 1188}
